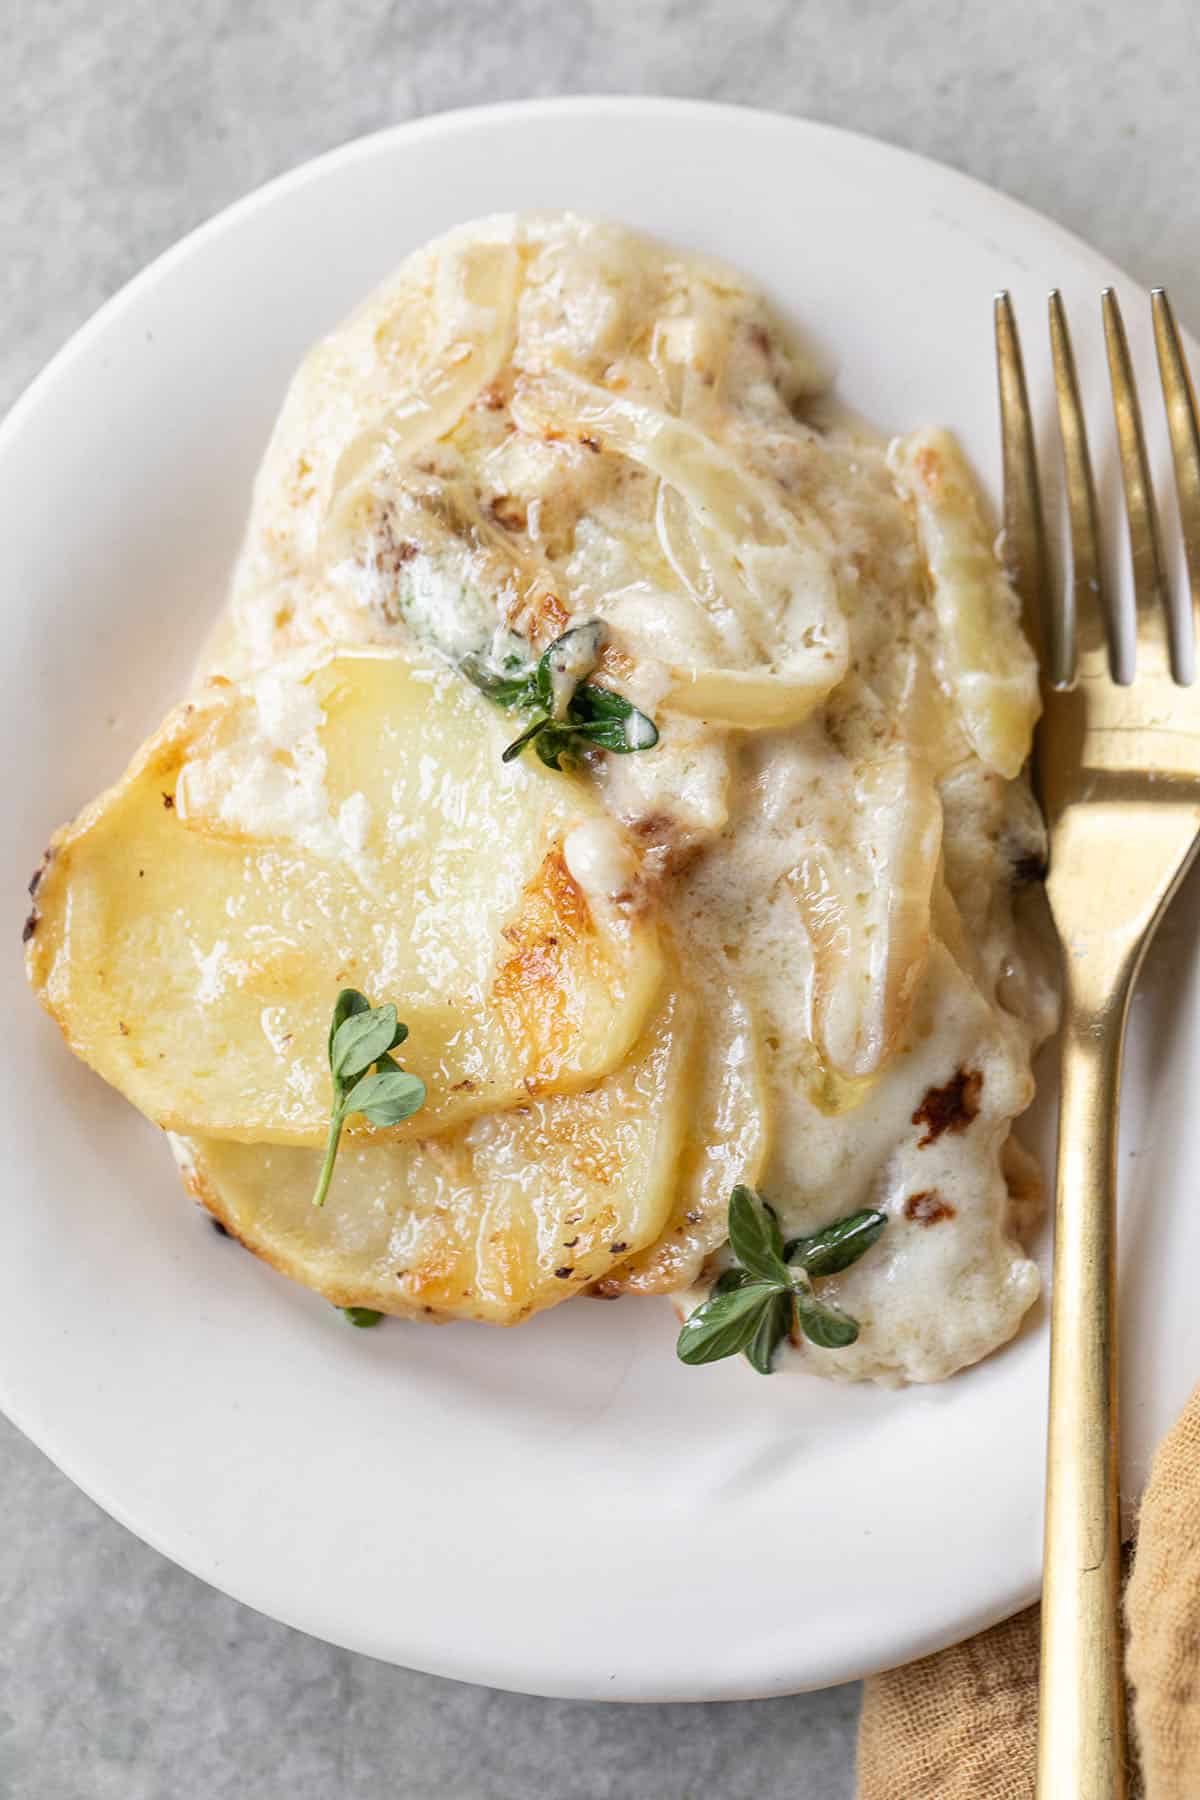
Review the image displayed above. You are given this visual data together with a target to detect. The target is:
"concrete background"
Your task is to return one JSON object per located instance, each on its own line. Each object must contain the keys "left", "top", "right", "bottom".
{"left": 4, "top": 2, "right": 1197, "bottom": 1794}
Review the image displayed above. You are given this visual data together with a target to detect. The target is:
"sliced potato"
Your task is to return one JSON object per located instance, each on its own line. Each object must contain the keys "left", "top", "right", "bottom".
{"left": 593, "top": 981, "right": 769, "bottom": 1295}
{"left": 889, "top": 428, "right": 1039, "bottom": 779}
{"left": 173, "top": 988, "right": 695, "bottom": 1325}
{"left": 28, "top": 649, "right": 666, "bottom": 1145}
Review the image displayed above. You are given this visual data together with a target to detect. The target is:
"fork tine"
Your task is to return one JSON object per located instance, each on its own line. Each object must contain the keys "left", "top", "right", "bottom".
{"left": 1151, "top": 288, "right": 1200, "bottom": 679}
{"left": 1048, "top": 292, "right": 1104, "bottom": 683}
{"left": 995, "top": 292, "right": 1054, "bottom": 673}
{"left": 1102, "top": 287, "right": 1172, "bottom": 672}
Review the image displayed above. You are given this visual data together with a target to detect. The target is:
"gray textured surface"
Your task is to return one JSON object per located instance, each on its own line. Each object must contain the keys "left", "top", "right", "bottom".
{"left": 4, "top": 2, "right": 1196, "bottom": 1795}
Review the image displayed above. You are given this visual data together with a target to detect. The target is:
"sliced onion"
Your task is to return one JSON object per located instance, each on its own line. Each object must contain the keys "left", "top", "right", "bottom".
{"left": 789, "top": 750, "right": 942, "bottom": 1079}
{"left": 666, "top": 664, "right": 840, "bottom": 727}
{"left": 889, "top": 428, "right": 1039, "bottom": 779}
{"left": 512, "top": 371, "right": 848, "bottom": 729}
{"left": 326, "top": 239, "right": 520, "bottom": 530}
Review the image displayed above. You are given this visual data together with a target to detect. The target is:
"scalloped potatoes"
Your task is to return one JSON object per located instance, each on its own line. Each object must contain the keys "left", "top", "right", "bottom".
{"left": 27, "top": 213, "right": 1057, "bottom": 1377}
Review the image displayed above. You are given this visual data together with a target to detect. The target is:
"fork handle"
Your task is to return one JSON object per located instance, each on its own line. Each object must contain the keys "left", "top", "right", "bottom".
{"left": 1037, "top": 965, "right": 1133, "bottom": 1799}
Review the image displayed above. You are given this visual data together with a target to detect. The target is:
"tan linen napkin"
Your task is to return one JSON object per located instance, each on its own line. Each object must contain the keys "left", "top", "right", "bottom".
{"left": 856, "top": 1383, "right": 1200, "bottom": 1799}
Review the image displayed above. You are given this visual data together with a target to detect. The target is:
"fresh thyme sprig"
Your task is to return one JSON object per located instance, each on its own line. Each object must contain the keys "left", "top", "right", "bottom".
{"left": 311, "top": 989, "right": 427, "bottom": 1209}
{"left": 676, "top": 1187, "right": 887, "bottom": 1375}
{"left": 462, "top": 621, "right": 659, "bottom": 770}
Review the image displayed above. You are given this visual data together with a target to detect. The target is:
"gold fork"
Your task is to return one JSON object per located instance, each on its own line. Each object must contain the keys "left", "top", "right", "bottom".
{"left": 997, "top": 286, "right": 1200, "bottom": 1798}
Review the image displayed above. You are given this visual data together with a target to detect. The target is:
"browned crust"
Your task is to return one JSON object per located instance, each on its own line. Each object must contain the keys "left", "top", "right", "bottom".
{"left": 491, "top": 844, "right": 600, "bottom": 1093}
{"left": 488, "top": 494, "right": 528, "bottom": 533}
{"left": 912, "top": 1068, "right": 983, "bottom": 1147}
{"left": 903, "top": 1189, "right": 957, "bottom": 1226}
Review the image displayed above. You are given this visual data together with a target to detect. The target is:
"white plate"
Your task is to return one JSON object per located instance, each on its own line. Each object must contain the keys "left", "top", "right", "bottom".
{"left": 5, "top": 97, "right": 1200, "bottom": 1702}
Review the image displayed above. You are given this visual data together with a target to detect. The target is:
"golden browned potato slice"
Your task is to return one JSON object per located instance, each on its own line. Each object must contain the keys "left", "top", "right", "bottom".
{"left": 27, "top": 649, "right": 666, "bottom": 1145}
{"left": 173, "top": 989, "right": 695, "bottom": 1325}
{"left": 593, "top": 982, "right": 769, "bottom": 1296}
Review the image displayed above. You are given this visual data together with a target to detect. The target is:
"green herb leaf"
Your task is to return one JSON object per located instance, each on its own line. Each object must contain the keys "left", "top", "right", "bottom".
{"left": 727, "top": 1185, "right": 789, "bottom": 1284}
{"left": 568, "top": 682, "right": 633, "bottom": 721}
{"left": 785, "top": 1209, "right": 887, "bottom": 1278}
{"left": 537, "top": 621, "right": 605, "bottom": 716}
{"left": 467, "top": 623, "right": 658, "bottom": 770}
{"left": 618, "top": 706, "right": 659, "bottom": 752}
{"left": 458, "top": 654, "right": 538, "bottom": 709}
{"left": 328, "top": 988, "right": 370, "bottom": 1061}
{"left": 342, "top": 1306, "right": 384, "bottom": 1329}
{"left": 792, "top": 1284, "right": 861, "bottom": 1349}
{"left": 311, "top": 1109, "right": 346, "bottom": 1212}
{"left": 567, "top": 683, "right": 660, "bottom": 755}
{"left": 704, "top": 1266, "right": 793, "bottom": 1375}
{"left": 312, "top": 991, "right": 426, "bottom": 1207}
{"left": 501, "top": 714, "right": 552, "bottom": 763}
{"left": 677, "top": 1190, "right": 887, "bottom": 1372}
{"left": 559, "top": 715, "right": 632, "bottom": 754}
{"left": 676, "top": 1279, "right": 782, "bottom": 1365}
{"left": 563, "top": 717, "right": 623, "bottom": 744}
{"left": 744, "top": 1290, "right": 794, "bottom": 1375}
{"left": 710, "top": 1267, "right": 755, "bottom": 1299}
{"left": 534, "top": 724, "right": 575, "bottom": 769}
{"left": 330, "top": 1003, "right": 401, "bottom": 1085}
{"left": 342, "top": 1066, "right": 428, "bottom": 1127}
{"left": 534, "top": 649, "right": 554, "bottom": 711}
